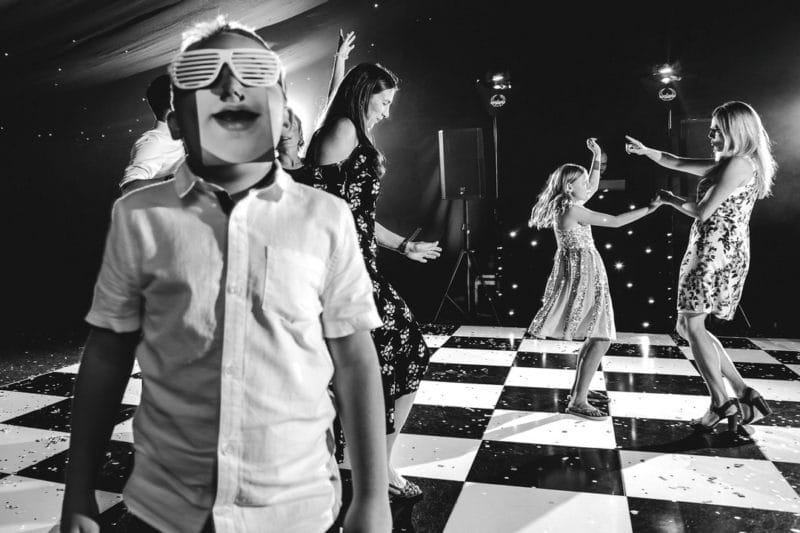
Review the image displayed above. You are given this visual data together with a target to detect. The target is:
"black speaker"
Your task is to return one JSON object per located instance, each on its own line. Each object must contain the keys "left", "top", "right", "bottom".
{"left": 438, "top": 127, "right": 486, "bottom": 200}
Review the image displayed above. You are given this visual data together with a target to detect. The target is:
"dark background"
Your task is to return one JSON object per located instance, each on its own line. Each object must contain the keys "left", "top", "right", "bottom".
{"left": 2, "top": 0, "right": 799, "bottom": 356}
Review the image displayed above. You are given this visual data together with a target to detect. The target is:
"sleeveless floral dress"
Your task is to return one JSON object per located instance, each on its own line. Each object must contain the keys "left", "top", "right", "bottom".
{"left": 299, "top": 145, "right": 431, "bottom": 435}
{"left": 528, "top": 223, "right": 616, "bottom": 341}
{"left": 677, "top": 157, "right": 758, "bottom": 320}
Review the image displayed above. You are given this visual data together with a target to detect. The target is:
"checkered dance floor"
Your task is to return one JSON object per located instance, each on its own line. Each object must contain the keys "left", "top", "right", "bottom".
{"left": 2, "top": 324, "right": 800, "bottom": 532}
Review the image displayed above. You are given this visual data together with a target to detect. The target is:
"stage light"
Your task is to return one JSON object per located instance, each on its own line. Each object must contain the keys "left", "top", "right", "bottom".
{"left": 512, "top": 283, "right": 519, "bottom": 289}
{"left": 530, "top": 240, "right": 538, "bottom": 247}
{"left": 658, "top": 65, "right": 673, "bottom": 75}
{"left": 490, "top": 94, "right": 507, "bottom": 108}
{"left": 627, "top": 230, "right": 634, "bottom": 235}
{"left": 598, "top": 194, "right": 605, "bottom": 199}
{"left": 642, "top": 322, "right": 650, "bottom": 328}
{"left": 627, "top": 282, "right": 633, "bottom": 288}
{"left": 645, "top": 247, "right": 652, "bottom": 254}
{"left": 614, "top": 262, "right": 624, "bottom": 270}
{"left": 509, "top": 230, "right": 518, "bottom": 238}
{"left": 660, "top": 76, "right": 671, "bottom": 84}
{"left": 648, "top": 298, "right": 655, "bottom": 304}
{"left": 629, "top": 204, "right": 636, "bottom": 210}
{"left": 605, "top": 243, "right": 612, "bottom": 249}
{"left": 508, "top": 309, "right": 515, "bottom": 316}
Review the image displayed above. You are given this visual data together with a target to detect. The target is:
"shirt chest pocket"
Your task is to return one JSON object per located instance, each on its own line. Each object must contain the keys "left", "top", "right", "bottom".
{"left": 262, "top": 246, "right": 326, "bottom": 323}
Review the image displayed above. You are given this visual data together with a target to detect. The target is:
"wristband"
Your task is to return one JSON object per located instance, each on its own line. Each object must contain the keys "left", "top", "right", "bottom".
{"left": 398, "top": 238, "right": 411, "bottom": 254}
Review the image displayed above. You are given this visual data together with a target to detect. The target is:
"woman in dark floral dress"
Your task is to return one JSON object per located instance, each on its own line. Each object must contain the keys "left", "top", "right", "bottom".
{"left": 301, "top": 62, "right": 441, "bottom": 499}
{"left": 627, "top": 101, "right": 777, "bottom": 433}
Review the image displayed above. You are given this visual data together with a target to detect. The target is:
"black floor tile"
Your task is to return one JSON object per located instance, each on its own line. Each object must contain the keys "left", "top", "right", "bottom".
{"left": 716, "top": 337, "right": 762, "bottom": 349}
{"left": 496, "top": 386, "right": 570, "bottom": 412}
{"left": 423, "top": 362, "right": 509, "bottom": 385}
{"left": 442, "top": 336, "right": 521, "bottom": 351}
{"left": 752, "top": 400, "right": 800, "bottom": 428}
{"left": 467, "top": 440, "right": 624, "bottom": 495}
{"left": 420, "top": 324, "right": 460, "bottom": 335}
{"left": 514, "top": 352, "right": 579, "bottom": 370}
{"left": 670, "top": 333, "right": 689, "bottom": 346}
{"left": 766, "top": 350, "right": 800, "bottom": 365}
{"left": 604, "top": 372, "right": 708, "bottom": 395}
{"left": 607, "top": 343, "right": 687, "bottom": 359}
{"left": 402, "top": 404, "right": 493, "bottom": 439}
{"left": 732, "top": 362, "right": 800, "bottom": 380}
{"left": 773, "top": 461, "right": 800, "bottom": 499}
{"left": 612, "top": 417, "right": 766, "bottom": 460}
{"left": 627, "top": 497, "right": 800, "bottom": 533}
{"left": 0, "top": 371, "right": 76, "bottom": 397}
{"left": 96, "top": 501, "right": 130, "bottom": 532}
{"left": 3, "top": 399, "right": 137, "bottom": 432}
{"left": 16, "top": 440, "right": 134, "bottom": 493}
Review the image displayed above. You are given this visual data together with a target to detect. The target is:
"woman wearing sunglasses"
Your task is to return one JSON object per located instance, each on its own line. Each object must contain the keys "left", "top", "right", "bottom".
{"left": 300, "top": 63, "right": 441, "bottom": 500}
{"left": 625, "top": 101, "right": 777, "bottom": 434}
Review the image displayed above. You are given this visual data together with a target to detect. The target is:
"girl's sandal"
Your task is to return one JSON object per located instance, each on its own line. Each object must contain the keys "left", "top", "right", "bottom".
{"left": 565, "top": 404, "right": 609, "bottom": 421}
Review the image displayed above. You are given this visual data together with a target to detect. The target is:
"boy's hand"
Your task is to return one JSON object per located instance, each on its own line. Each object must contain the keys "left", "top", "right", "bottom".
{"left": 342, "top": 495, "right": 391, "bottom": 533}
{"left": 586, "top": 137, "right": 602, "bottom": 158}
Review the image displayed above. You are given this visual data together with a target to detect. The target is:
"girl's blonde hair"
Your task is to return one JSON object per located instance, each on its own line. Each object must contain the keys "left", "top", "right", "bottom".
{"left": 528, "top": 163, "right": 586, "bottom": 229}
{"left": 712, "top": 101, "right": 777, "bottom": 198}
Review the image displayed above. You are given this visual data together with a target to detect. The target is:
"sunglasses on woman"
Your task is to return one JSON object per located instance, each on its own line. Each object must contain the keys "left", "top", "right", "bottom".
{"left": 168, "top": 48, "right": 282, "bottom": 90}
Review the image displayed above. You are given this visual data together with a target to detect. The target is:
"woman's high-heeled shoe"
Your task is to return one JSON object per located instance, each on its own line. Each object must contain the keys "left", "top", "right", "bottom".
{"left": 739, "top": 387, "right": 772, "bottom": 425}
{"left": 691, "top": 398, "right": 741, "bottom": 434}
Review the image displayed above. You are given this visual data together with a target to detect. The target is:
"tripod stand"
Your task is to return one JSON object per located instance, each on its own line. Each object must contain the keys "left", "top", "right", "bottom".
{"left": 433, "top": 198, "right": 500, "bottom": 323}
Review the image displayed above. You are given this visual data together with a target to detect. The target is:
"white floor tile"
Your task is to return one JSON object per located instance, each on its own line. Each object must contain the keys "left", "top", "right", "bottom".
{"left": 56, "top": 364, "right": 80, "bottom": 374}
{"left": 615, "top": 332, "right": 677, "bottom": 346}
{"left": 751, "top": 338, "right": 800, "bottom": 351}
{"left": 602, "top": 356, "right": 699, "bottom": 376}
{"left": 787, "top": 364, "right": 800, "bottom": 378}
{"left": 0, "top": 391, "right": 64, "bottom": 424}
{"left": 518, "top": 339, "right": 583, "bottom": 354}
{"left": 679, "top": 347, "right": 781, "bottom": 364}
{"left": 751, "top": 425, "right": 800, "bottom": 464}
{"left": 111, "top": 419, "right": 134, "bottom": 444}
{"left": 0, "top": 425, "right": 70, "bottom": 474}
{"left": 608, "top": 391, "right": 711, "bottom": 421}
{"left": 0, "top": 475, "right": 121, "bottom": 532}
{"left": 619, "top": 450, "right": 800, "bottom": 513}
{"left": 444, "top": 482, "right": 632, "bottom": 533}
{"left": 414, "top": 381, "right": 503, "bottom": 409}
{"left": 744, "top": 378, "right": 800, "bottom": 402}
{"left": 391, "top": 433, "right": 482, "bottom": 482}
{"left": 423, "top": 334, "right": 451, "bottom": 348}
{"left": 505, "top": 367, "right": 605, "bottom": 391}
{"left": 430, "top": 347, "right": 517, "bottom": 367}
{"left": 122, "top": 378, "right": 142, "bottom": 406}
{"left": 452, "top": 325, "right": 527, "bottom": 339}
{"left": 484, "top": 409, "right": 617, "bottom": 449}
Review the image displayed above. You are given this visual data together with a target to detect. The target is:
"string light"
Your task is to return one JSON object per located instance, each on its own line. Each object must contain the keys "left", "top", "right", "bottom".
{"left": 645, "top": 247, "right": 652, "bottom": 254}
{"left": 614, "top": 262, "right": 624, "bottom": 270}
{"left": 509, "top": 230, "right": 518, "bottom": 238}
{"left": 530, "top": 240, "right": 538, "bottom": 247}
{"left": 511, "top": 283, "right": 519, "bottom": 289}
{"left": 604, "top": 243, "right": 612, "bottom": 249}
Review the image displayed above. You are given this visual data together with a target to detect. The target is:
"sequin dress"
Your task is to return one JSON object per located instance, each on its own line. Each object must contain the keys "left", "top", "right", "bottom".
{"left": 528, "top": 223, "right": 616, "bottom": 340}
{"left": 677, "top": 158, "right": 758, "bottom": 320}
{"left": 299, "top": 145, "right": 431, "bottom": 434}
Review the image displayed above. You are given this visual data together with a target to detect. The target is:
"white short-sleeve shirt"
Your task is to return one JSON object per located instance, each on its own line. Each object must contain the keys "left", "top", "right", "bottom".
{"left": 87, "top": 162, "right": 381, "bottom": 533}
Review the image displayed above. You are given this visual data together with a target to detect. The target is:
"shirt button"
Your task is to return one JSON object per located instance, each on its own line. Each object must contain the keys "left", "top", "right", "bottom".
{"left": 223, "top": 442, "right": 235, "bottom": 455}
{"left": 226, "top": 285, "right": 237, "bottom": 295}
{"left": 224, "top": 365, "right": 234, "bottom": 377}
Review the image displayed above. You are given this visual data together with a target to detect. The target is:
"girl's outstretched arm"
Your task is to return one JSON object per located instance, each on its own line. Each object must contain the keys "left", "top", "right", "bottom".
{"left": 565, "top": 202, "right": 660, "bottom": 229}
{"left": 625, "top": 135, "right": 715, "bottom": 177}
{"left": 658, "top": 156, "right": 752, "bottom": 222}
{"left": 327, "top": 30, "right": 356, "bottom": 101}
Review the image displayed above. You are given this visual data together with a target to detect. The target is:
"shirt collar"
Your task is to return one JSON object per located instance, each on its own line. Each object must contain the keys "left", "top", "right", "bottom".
{"left": 174, "top": 161, "right": 295, "bottom": 202}
{"left": 154, "top": 121, "right": 171, "bottom": 134}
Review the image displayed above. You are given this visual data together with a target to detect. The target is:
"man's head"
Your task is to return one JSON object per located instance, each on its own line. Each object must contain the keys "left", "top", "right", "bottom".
{"left": 167, "top": 16, "right": 285, "bottom": 168}
{"left": 146, "top": 74, "right": 172, "bottom": 122}
{"left": 599, "top": 152, "right": 608, "bottom": 175}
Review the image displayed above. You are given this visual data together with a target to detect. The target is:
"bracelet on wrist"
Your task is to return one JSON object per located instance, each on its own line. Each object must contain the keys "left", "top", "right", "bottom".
{"left": 398, "top": 238, "right": 411, "bottom": 254}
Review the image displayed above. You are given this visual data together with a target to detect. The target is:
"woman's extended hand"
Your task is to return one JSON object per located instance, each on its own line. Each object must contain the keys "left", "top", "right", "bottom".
{"left": 406, "top": 241, "right": 442, "bottom": 263}
{"left": 624, "top": 135, "right": 650, "bottom": 156}
{"left": 337, "top": 29, "right": 356, "bottom": 60}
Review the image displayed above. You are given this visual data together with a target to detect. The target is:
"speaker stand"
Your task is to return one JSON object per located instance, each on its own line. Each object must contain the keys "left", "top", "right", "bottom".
{"left": 433, "top": 199, "right": 500, "bottom": 324}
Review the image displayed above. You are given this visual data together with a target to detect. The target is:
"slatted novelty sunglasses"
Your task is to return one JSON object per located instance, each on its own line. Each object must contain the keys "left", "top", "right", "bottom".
{"left": 168, "top": 48, "right": 282, "bottom": 90}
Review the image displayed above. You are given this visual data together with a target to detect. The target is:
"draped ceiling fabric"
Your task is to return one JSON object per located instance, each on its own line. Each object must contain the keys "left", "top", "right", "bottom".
{"left": 1, "top": 0, "right": 327, "bottom": 91}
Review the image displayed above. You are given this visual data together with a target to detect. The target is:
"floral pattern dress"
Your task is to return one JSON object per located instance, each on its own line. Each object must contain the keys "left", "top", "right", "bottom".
{"left": 528, "top": 223, "right": 616, "bottom": 341}
{"left": 299, "top": 145, "right": 431, "bottom": 438}
{"left": 677, "top": 157, "right": 758, "bottom": 320}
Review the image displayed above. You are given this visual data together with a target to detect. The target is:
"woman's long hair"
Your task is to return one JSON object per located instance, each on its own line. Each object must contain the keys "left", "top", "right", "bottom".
{"left": 712, "top": 101, "right": 777, "bottom": 198}
{"left": 528, "top": 164, "right": 586, "bottom": 229}
{"left": 305, "top": 63, "right": 398, "bottom": 175}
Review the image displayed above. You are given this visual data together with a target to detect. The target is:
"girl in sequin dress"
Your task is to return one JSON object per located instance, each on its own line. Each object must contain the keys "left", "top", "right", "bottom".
{"left": 626, "top": 101, "right": 777, "bottom": 433}
{"left": 528, "top": 139, "right": 661, "bottom": 420}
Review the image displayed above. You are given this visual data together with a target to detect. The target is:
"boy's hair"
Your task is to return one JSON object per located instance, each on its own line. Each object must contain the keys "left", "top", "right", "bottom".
{"left": 712, "top": 100, "right": 777, "bottom": 199}
{"left": 146, "top": 74, "right": 173, "bottom": 121}
{"left": 528, "top": 163, "right": 586, "bottom": 229}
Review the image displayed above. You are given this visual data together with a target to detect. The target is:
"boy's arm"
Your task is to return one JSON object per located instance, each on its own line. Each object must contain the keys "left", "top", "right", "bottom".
{"left": 61, "top": 327, "right": 138, "bottom": 532}
{"left": 327, "top": 331, "right": 391, "bottom": 533}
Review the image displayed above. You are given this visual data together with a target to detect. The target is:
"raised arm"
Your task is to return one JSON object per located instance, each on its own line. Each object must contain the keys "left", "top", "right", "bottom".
{"left": 586, "top": 137, "right": 602, "bottom": 199}
{"left": 658, "top": 156, "right": 752, "bottom": 222}
{"left": 625, "top": 135, "right": 715, "bottom": 177}
{"left": 327, "top": 331, "right": 392, "bottom": 532}
{"left": 60, "top": 327, "right": 138, "bottom": 532}
{"left": 566, "top": 202, "right": 660, "bottom": 229}
{"left": 327, "top": 30, "right": 356, "bottom": 102}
